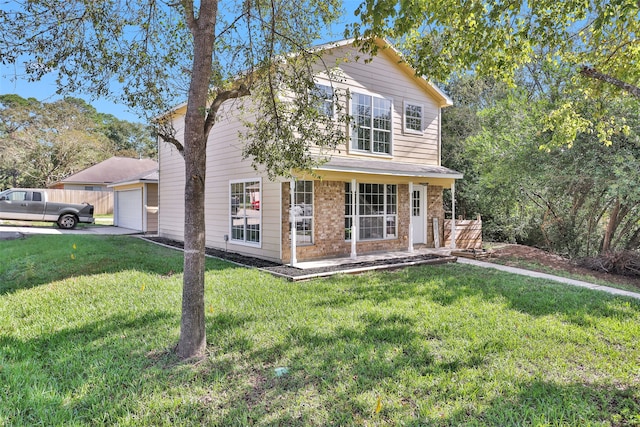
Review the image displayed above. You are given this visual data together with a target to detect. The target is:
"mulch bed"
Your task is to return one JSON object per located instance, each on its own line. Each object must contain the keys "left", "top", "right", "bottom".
{"left": 142, "top": 236, "right": 455, "bottom": 281}
{"left": 491, "top": 244, "right": 640, "bottom": 290}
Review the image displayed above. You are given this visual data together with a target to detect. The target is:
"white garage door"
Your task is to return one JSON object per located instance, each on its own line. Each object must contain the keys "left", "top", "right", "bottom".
{"left": 116, "top": 189, "right": 143, "bottom": 231}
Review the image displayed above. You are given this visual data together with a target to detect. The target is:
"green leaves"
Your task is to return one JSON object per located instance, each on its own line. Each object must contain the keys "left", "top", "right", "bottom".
{"left": 350, "top": 0, "right": 640, "bottom": 99}
{"left": 240, "top": 54, "right": 349, "bottom": 179}
{"left": 445, "top": 67, "right": 640, "bottom": 256}
{"left": 0, "top": 95, "right": 152, "bottom": 188}
{"left": 541, "top": 102, "right": 592, "bottom": 150}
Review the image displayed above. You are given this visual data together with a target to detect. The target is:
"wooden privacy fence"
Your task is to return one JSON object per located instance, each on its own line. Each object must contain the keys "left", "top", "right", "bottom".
{"left": 45, "top": 189, "right": 114, "bottom": 215}
{"left": 443, "top": 215, "right": 482, "bottom": 249}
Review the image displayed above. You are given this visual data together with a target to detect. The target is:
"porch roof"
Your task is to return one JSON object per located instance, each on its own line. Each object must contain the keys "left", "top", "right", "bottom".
{"left": 312, "top": 157, "right": 463, "bottom": 181}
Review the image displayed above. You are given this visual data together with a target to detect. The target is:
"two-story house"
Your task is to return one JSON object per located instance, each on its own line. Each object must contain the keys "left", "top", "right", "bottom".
{"left": 157, "top": 38, "right": 462, "bottom": 265}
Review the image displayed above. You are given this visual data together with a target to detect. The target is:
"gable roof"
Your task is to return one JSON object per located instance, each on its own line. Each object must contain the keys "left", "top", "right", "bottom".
{"left": 161, "top": 37, "right": 452, "bottom": 119}
{"left": 108, "top": 168, "right": 159, "bottom": 188}
{"left": 58, "top": 157, "right": 159, "bottom": 186}
{"left": 317, "top": 38, "right": 453, "bottom": 108}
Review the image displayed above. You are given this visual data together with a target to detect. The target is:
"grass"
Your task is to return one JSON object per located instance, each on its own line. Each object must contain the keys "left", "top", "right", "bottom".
{"left": 490, "top": 255, "right": 640, "bottom": 293}
{"left": 1, "top": 236, "right": 639, "bottom": 426}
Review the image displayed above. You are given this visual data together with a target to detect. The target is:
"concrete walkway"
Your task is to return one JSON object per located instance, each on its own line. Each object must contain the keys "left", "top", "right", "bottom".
{"left": 0, "top": 225, "right": 140, "bottom": 239}
{"left": 457, "top": 257, "right": 640, "bottom": 301}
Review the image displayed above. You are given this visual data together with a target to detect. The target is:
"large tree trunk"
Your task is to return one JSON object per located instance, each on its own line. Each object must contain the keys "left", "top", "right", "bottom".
{"left": 177, "top": 136, "right": 207, "bottom": 359}
{"left": 176, "top": 0, "right": 217, "bottom": 360}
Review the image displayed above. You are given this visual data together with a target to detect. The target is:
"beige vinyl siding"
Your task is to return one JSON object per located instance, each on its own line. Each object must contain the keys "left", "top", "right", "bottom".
{"left": 202, "top": 104, "right": 282, "bottom": 261}
{"left": 312, "top": 45, "right": 442, "bottom": 166}
{"left": 158, "top": 115, "right": 186, "bottom": 242}
{"left": 158, "top": 40, "right": 451, "bottom": 262}
{"left": 63, "top": 184, "right": 111, "bottom": 192}
{"left": 158, "top": 101, "right": 283, "bottom": 262}
{"left": 146, "top": 183, "right": 159, "bottom": 233}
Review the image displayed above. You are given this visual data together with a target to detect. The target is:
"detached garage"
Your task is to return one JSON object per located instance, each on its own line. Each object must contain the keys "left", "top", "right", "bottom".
{"left": 109, "top": 169, "right": 158, "bottom": 233}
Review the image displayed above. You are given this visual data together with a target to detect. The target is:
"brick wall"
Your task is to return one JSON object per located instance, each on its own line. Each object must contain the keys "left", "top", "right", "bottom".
{"left": 427, "top": 185, "right": 445, "bottom": 248}
{"left": 281, "top": 181, "right": 413, "bottom": 263}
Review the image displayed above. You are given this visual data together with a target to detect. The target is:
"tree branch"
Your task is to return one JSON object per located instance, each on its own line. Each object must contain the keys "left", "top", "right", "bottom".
{"left": 203, "top": 83, "right": 251, "bottom": 135}
{"left": 155, "top": 118, "right": 184, "bottom": 157}
{"left": 181, "top": 0, "right": 196, "bottom": 30}
{"left": 580, "top": 66, "right": 640, "bottom": 99}
{"left": 160, "top": 134, "right": 184, "bottom": 156}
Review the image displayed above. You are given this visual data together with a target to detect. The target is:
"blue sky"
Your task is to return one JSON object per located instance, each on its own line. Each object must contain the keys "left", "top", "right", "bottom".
{"left": 0, "top": 64, "right": 144, "bottom": 122}
{"left": 0, "top": 1, "right": 362, "bottom": 124}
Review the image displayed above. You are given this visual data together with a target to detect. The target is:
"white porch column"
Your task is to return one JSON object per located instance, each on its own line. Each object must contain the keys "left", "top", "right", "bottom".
{"left": 408, "top": 181, "right": 414, "bottom": 252}
{"left": 290, "top": 180, "right": 297, "bottom": 266}
{"left": 350, "top": 178, "right": 357, "bottom": 259}
{"left": 450, "top": 181, "right": 457, "bottom": 249}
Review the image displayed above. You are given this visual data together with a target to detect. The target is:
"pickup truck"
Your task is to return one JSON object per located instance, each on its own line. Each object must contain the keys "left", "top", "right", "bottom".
{"left": 0, "top": 188, "right": 94, "bottom": 229}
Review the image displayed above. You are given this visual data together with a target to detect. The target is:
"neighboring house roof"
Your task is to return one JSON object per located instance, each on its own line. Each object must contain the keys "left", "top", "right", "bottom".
{"left": 314, "top": 157, "right": 463, "bottom": 179}
{"left": 108, "top": 169, "right": 159, "bottom": 188}
{"left": 55, "top": 157, "right": 159, "bottom": 186}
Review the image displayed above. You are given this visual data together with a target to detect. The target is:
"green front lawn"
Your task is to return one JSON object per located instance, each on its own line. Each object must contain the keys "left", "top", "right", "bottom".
{"left": 1, "top": 236, "right": 639, "bottom": 426}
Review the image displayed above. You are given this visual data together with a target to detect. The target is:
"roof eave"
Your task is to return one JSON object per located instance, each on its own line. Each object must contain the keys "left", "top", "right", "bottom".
{"left": 108, "top": 178, "right": 158, "bottom": 188}
{"left": 315, "top": 165, "right": 463, "bottom": 180}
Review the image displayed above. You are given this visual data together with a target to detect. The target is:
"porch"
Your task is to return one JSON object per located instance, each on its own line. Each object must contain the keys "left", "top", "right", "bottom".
{"left": 283, "top": 157, "right": 464, "bottom": 265}
{"left": 294, "top": 245, "right": 454, "bottom": 270}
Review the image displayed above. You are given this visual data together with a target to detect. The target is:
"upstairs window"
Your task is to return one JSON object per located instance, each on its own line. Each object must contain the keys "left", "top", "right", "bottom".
{"left": 313, "top": 84, "right": 334, "bottom": 118}
{"left": 404, "top": 101, "right": 424, "bottom": 134}
{"left": 351, "top": 93, "right": 392, "bottom": 155}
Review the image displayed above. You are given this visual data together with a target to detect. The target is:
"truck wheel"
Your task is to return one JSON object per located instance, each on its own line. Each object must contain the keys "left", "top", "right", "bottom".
{"left": 57, "top": 214, "right": 78, "bottom": 229}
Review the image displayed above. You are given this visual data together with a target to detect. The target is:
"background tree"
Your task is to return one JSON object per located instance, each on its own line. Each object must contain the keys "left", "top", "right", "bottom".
{"left": 0, "top": 95, "right": 110, "bottom": 187}
{"left": 440, "top": 75, "right": 507, "bottom": 220}
{"left": 352, "top": 0, "right": 639, "bottom": 94}
{"left": 99, "top": 115, "right": 157, "bottom": 159}
{"left": 351, "top": 0, "right": 640, "bottom": 149}
{"left": 446, "top": 61, "right": 640, "bottom": 257}
{"left": 0, "top": 94, "right": 38, "bottom": 188}
{"left": 1, "top": 0, "right": 346, "bottom": 359}
{"left": 0, "top": 95, "right": 155, "bottom": 188}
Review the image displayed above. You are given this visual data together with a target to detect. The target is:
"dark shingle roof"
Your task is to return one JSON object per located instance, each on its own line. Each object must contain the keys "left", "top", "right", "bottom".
{"left": 109, "top": 168, "right": 159, "bottom": 186}
{"left": 60, "top": 157, "right": 159, "bottom": 185}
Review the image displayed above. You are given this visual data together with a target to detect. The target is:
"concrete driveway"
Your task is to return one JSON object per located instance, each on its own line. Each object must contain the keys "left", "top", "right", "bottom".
{"left": 0, "top": 224, "right": 141, "bottom": 240}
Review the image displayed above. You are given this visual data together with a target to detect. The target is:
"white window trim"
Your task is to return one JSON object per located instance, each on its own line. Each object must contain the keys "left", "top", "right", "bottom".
{"left": 345, "top": 182, "right": 398, "bottom": 241}
{"left": 403, "top": 100, "right": 424, "bottom": 135}
{"left": 293, "top": 180, "right": 314, "bottom": 246}
{"left": 229, "top": 178, "right": 262, "bottom": 248}
{"left": 349, "top": 92, "right": 394, "bottom": 156}
{"left": 314, "top": 83, "right": 335, "bottom": 118}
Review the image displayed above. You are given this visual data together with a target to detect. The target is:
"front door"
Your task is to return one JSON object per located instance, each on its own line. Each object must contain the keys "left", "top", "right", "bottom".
{"left": 412, "top": 185, "right": 426, "bottom": 244}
